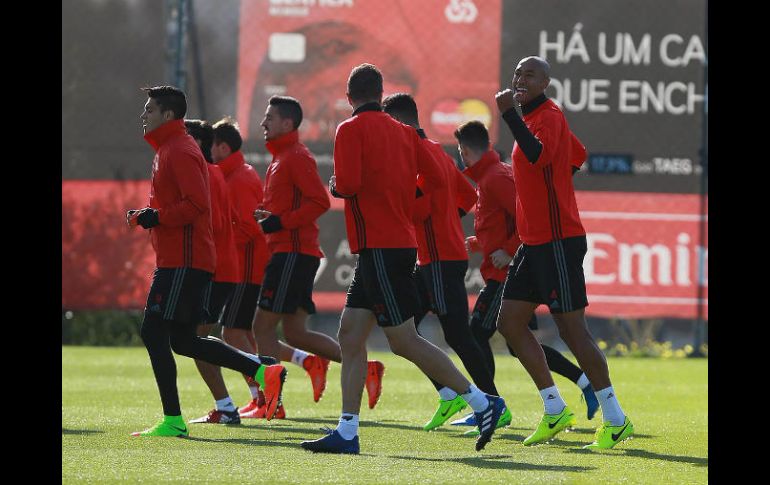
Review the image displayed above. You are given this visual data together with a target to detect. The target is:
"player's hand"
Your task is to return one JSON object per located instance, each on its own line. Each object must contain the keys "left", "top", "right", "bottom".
{"left": 495, "top": 89, "right": 516, "bottom": 113}
{"left": 253, "top": 209, "right": 271, "bottom": 222}
{"left": 490, "top": 249, "right": 513, "bottom": 269}
{"left": 136, "top": 208, "right": 160, "bottom": 229}
{"left": 126, "top": 209, "right": 139, "bottom": 227}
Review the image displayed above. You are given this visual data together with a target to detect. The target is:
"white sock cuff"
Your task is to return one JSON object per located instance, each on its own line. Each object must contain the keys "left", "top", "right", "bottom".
{"left": 336, "top": 413, "right": 359, "bottom": 440}
{"left": 576, "top": 373, "right": 591, "bottom": 389}
{"left": 596, "top": 386, "right": 615, "bottom": 401}
{"left": 539, "top": 385, "right": 566, "bottom": 415}
{"left": 438, "top": 387, "right": 458, "bottom": 401}
{"left": 215, "top": 396, "right": 235, "bottom": 412}
{"left": 291, "top": 349, "right": 310, "bottom": 367}
{"left": 461, "top": 384, "right": 489, "bottom": 413}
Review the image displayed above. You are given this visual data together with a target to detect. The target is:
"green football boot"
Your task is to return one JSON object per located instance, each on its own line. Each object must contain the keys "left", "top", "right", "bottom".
{"left": 583, "top": 416, "right": 634, "bottom": 450}
{"left": 463, "top": 406, "right": 512, "bottom": 436}
{"left": 131, "top": 415, "right": 189, "bottom": 437}
{"left": 423, "top": 395, "right": 467, "bottom": 431}
{"left": 522, "top": 406, "right": 575, "bottom": 446}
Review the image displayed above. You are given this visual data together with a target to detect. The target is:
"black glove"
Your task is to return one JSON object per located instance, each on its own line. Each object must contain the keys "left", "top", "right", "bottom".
{"left": 259, "top": 214, "right": 283, "bottom": 234}
{"left": 458, "top": 208, "right": 467, "bottom": 218}
{"left": 415, "top": 186, "right": 424, "bottom": 198}
{"left": 136, "top": 208, "right": 159, "bottom": 229}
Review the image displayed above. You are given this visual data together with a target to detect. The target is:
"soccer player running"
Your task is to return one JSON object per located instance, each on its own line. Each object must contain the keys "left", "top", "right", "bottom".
{"left": 186, "top": 119, "right": 333, "bottom": 420}
{"left": 252, "top": 95, "right": 385, "bottom": 408}
{"left": 300, "top": 64, "right": 506, "bottom": 454}
{"left": 208, "top": 117, "right": 297, "bottom": 419}
{"left": 127, "top": 86, "right": 286, "bottom": 437}
{"left": 381, "top": 93, "right": 508, "bottom": 433}
{"left": 449, "top": 120, "right": 599, "bottom": 432}
{"left": 493, "top": 56, "right": 633, "bottom": 449}
{"left": 182, "top": 119, "right": 250, "bottom": 425}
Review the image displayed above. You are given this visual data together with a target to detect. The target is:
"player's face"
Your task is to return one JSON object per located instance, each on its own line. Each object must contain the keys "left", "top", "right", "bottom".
{"left": 210, "top": 140, "right": 227, "bottom": 163}
{"left": 512, "top": 59, "right": 549, "bottom": 106}
{"left": 140, "top": 98, "right": 168, "bottom": 135}
{"left": 261, "top": 105, "right": 292, "bottom": 141}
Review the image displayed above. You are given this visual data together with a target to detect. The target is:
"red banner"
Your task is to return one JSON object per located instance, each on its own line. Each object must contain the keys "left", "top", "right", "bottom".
{"left": 62, "top": 181, "right": 707, "bottom": 319}
{"left": 236, "top": 0, "right": 502, "bottom": 146}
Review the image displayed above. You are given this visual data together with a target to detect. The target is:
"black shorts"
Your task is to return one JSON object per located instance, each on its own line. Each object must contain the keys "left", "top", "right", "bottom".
{"left": 258, "top": 252, "right": 319, "bottom": 315}
{"left": 470, "top": 279, "right": 538, "bottom": 331}
{"left": 220, "top": 282, "right": 261, "bottom": 330}
{"left": 345, "top": 248, "right": 418, "bottom": 327}
{"left": 202, "top": 281, "right": 236, "bottom": 325}
{"left": 502, "top": 235, "right": 589, "bottom": 314}
{"left": 415, "top": 260, "right": 469, "bottom": 317}
{"left": 145, "top": 267, "right": 212, "bottom": 325}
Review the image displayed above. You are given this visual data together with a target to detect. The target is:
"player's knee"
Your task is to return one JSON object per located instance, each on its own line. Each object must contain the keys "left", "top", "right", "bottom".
{"left": 140, "top": 313, "right": 165, "bottom": 346}
{"left": 385, "top": 332, "right": 415, "bottom": 358}
{"left": 169, "top": 331, "right": 196, "bottom": 357}
{"left": 443, "top": 329, "right": 465, "bottom": 351}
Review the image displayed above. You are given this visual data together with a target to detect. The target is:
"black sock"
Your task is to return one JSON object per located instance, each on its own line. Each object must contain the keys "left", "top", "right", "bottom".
{"left": 541, "top": 344, "right": 583, "bottom": 383}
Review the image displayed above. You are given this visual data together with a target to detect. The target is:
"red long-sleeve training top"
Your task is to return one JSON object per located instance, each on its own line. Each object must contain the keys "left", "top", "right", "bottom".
{"left": 512, "top": 99, "right": 586, "bottom": 244}
{"left": 207, "top": 163, "right": 241, "bottom": 283}
{"left": 217, "top": 151, "right": 269, "bottom": 285}
{"left": 262, "top": 130, "right": 330, "bottom": 257}
{"left": 332, "top": 105, "right": 444, "bottom": 254}
{"left": 463, "top": 150, "right": 521, "bottom": 283}
{"left": 413, "top": 135, "right": 477, "bottom": 265}
{"left": 143, "top": 119, "right": 215, "bottom": 273}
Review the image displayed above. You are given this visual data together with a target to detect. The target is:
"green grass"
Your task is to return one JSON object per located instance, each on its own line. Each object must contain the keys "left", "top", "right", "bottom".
{"left": 62, "top": 346, "right": 707, "bottom": 484}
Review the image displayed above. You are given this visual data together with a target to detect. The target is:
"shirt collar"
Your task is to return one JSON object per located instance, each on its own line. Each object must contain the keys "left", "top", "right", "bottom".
{"left": 352, "top": 102, "right": 382, "bottom": 116}
{"left": 521, "top": 93, "right": 548, "bottom": 115}
{"left": 265, "top": 130, "right": 299, "bottom": 156}
{"left": 143, "top": 119, "right": 187, "bottom": 152}
{"left": 216, "top": 150, "right": 246, "bottom": 177}
{"left": 462, "top": 149, "right": 501, "bottom": 182}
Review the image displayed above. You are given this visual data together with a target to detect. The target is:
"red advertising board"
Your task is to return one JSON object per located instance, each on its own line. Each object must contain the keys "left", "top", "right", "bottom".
{"left": 62, "top": 181, "right": 707, "bottom": 319}
{"left": 236, "top": 0, "right": 502, "bottom": 146}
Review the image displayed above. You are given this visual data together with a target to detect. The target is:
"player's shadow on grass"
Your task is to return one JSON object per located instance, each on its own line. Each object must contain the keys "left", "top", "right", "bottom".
{"left": 566, "top": 447, "right": 708, "bottom": 467}
{"left": 183, "top": 436, "right": 307, "bottom": 450}
{"left": 62, "top": 428, "right": 103, "bottom": 436}
{"left": 293, "top": 416, "right": 421, "bottom": 432}
{"left": 388, "top": 454, "right": 595, "bottom": 472}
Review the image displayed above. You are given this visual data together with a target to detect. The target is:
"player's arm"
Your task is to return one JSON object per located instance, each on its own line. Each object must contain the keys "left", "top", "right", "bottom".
{"left": 414, "top": 134, "right": 445, "bottom": 195}
{"left": 233, "top": 177, "right": 263, "bottom": 244}
{"left": 489, "top": 177, "right": 520, "bottom": 266}
{"left": 454, "top": 166, "right": 478, "bottom": 217}
{"left": 331, "top": 123, "right": 362, "bottom": 198}
{"left": 413, "top": 175, "right": 432, "bottom": 223}
{"left": 496, "top": 89, "right": 551, "bottom": 165}
{"left": 261, "top": 156, "right": 331, "bottom": 233}
{"left": 147, "top": 154, "right": 210, "bottom": 228}
{"left": 570, "top": 131, "right": 587, "bottom": 175}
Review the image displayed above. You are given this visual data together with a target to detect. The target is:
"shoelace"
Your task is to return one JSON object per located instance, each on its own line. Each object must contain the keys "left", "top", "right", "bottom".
{"left": 319, "top": 426, "right": 335, "bottom": 435}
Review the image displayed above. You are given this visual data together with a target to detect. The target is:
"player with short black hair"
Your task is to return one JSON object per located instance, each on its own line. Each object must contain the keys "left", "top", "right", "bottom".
{"left": 127, "top": 86, "right": 286, "bottom": 437}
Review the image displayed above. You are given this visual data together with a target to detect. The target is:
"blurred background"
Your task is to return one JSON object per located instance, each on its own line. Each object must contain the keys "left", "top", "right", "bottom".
{"left": 62, "top": 0, "right": 707, "bottom": 358}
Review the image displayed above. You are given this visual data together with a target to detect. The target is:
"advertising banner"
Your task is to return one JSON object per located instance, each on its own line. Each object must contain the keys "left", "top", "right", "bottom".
{"left": 62, "top": 181, "right": 707, "bottom": 319}
{"left": 236, "top": 0, "right": 502, "bottom": 148}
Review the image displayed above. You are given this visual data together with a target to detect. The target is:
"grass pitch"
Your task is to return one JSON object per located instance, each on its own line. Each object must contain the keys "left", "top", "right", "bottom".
{"left": 62, "top": 346, "right": 707, "bottom": 484}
